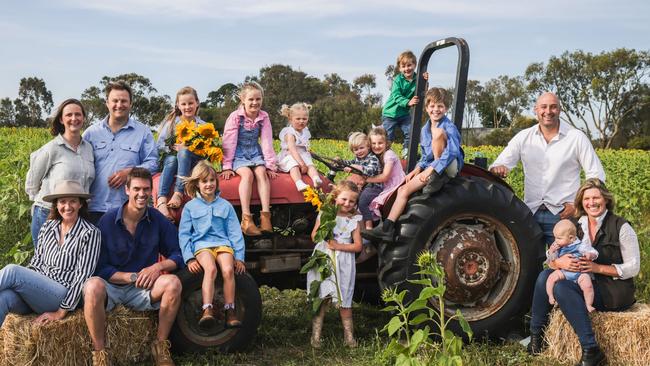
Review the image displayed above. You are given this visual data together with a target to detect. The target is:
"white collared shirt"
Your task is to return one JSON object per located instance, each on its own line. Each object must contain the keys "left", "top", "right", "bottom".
{"left": 578, "top": 211, "right": 640, "bottom": 280}
{"left": 490, "top": 122, "right": 605, "bottom": 215}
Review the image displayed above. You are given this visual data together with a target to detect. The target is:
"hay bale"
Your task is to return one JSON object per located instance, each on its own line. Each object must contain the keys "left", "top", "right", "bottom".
{"left": 0, "top": 306, "right": 158, "bottom": 366}
{"left": 544, "top": 303, "right": 650, "bottom": 366}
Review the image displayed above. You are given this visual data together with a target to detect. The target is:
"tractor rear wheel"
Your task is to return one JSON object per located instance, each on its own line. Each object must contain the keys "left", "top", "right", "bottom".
{"left": 377, "top": 176, "right": 542, "bottom": 339}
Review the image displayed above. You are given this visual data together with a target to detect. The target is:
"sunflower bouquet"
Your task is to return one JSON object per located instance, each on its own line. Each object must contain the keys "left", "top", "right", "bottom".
{"left": 173, "top": 119, "right": 224, "bottom": 168}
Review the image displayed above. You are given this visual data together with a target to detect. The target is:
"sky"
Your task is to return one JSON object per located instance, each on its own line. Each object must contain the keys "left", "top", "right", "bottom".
{"left": 1, "top": 0, "right": 649, "bottom": 117}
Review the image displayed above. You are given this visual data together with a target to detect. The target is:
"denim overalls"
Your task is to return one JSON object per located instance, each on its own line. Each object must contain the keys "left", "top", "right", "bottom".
{"left": 233, "top": 115, "right": 265, "bottom": 170}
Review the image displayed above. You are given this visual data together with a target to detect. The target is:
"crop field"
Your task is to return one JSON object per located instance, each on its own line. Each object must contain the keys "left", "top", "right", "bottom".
{"left": 0, "top": 127, "right": 648, "bottom": 365}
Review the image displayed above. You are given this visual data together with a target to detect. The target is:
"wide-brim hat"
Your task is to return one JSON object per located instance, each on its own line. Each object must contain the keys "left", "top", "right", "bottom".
{"left": 42, "top": 180, "right": 92, "bottom": 202}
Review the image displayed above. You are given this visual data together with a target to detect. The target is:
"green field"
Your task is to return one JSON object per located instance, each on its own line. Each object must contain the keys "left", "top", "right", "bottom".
{"left": 1, "top": 127, "right": 649, "bottom": 365}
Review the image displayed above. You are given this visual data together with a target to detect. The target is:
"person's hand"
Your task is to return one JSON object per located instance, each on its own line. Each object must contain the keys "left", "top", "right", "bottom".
{"left": 299, "top": 164, "right": 308, "bottom": 174}
{"left": 108, "top": 168, "right": 131, "bottom": 188}
{"left": 418, "top": 172, "right": 431, "bottom": 183}
{"left": 422, "top": 72, "right": 429, "bottom": 80}
{"left": 408, "top": 96, "right": 420, "bottom": 106}
{"left": 33, "top": 309, "right": 66, "bottom": 325}
{"left": 327, "top": 239, "right": 338, "bottom": 250}
{"left": 343, "top": 167, "right": 352, "bottom": 173}
{"left": 187, "top": 259, "right": 202, "bottom": 274}
{"left": 553, "top": 254, "right": 579, "bottom": 271}
{"left": 560, "top": 202, "right": 576, "bottom": 219}
{"left": 405, "top": 170, "right": 417, "bottom": 182}
{"left": 220, "top": 170, "right": 235, "bottom": 180}
{"left": 578, "top": 256, "right": 599, "bottom": 273}
{"left": 172, "top": 143, "right": 185, "bottom": 152}
{"left": 136, "top": 263, "right": 162, "bottom": 289}
{"left": 267, "top": 169, "right": 278, "bottom": 179}
{"left": 235, "top": 260, "right": 246, "bottom": 274}
{"left": 549, "top": 241, "right": 561, "bottom": 253}
{"left": 489, "top": 165, "right": 508, "bottom": 178}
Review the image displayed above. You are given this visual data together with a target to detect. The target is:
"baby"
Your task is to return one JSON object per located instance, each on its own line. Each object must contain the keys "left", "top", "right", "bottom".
{"left": 546, "top": 219, "right": 599, "bottom": 312}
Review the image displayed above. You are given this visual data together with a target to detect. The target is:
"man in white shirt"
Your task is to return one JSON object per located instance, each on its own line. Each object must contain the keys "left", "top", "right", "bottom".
{"left": 489, "top": 92, "right": 605, "bottom": 250}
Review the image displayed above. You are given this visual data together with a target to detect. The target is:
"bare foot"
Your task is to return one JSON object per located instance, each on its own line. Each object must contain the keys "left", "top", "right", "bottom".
{"left": 156, "top": 198, "right": 174, "bottom": 220}
{"left": 167, "top": 192, "right": 183, "bottom": 208}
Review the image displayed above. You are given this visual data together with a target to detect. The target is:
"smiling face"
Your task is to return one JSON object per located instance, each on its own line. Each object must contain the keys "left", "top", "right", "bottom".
{"left": 241, "top": 89, "right": 263, "bottom": 117}
{"left": 399, "top": 59, "right": 416, "bottom": 80}
{"left": 106, "top": 89, "right": 131, "bottom": 122}
{"left": 351, "top": 143, "right": 370, "bottom": 159}
{"left": 56, "top": 196, "right": 81, "bottom": 222}
{"left": 289, "top": 109, "right": 309, "bottom": 132}
{"left": 370, "top": 134, "right": 387, "bottom": 155}
{"left": 125, "top": 177, "right": 152, "bottom": 211}
{"left": 198, "top": 171, "right": 218, "bottom": 201}
{"left": 177, "top": 93, "right": 199, "bottom": 121}
{"left": 61, "top": 103, "right": 85, "bottom": 135}
{"left": 534, "top": 93, "right": 561, "bottom": 129}
{"left": 426, "top": 100, "right": 448, "bottom": 124}
{"left": 335, "top": 189, "right": 358, "bottom": 215}
{"left": 582, "top": 187, "right": 607, "bottom": 218}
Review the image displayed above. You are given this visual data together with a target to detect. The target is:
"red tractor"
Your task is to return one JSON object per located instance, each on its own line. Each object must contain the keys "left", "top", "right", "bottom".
{"left": 162, "top": 37, "right": 542, "bottom": 352}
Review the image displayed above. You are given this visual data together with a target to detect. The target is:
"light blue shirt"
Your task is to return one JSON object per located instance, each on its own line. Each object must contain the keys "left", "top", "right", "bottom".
{"left": 179, "top": 193, "right": 245, "bottom": 262}
{"left": 417, "top": 116, "right": 465, "bottom": 174}
{"left": 83, "top": 117, "right": 158, "bottom": 212}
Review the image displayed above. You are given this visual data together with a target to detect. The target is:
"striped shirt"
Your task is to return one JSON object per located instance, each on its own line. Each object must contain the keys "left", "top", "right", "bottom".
{"left": 29, "top": 217, "right": 101, "bottom": 310}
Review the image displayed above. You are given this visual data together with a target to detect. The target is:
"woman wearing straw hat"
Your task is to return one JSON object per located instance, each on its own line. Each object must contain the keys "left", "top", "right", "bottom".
{"left": 25, "top": 98, "right": 95, "bottom": 247}
{"left": 528, "top": 178, "right": 640, "bottom": 366}
{"left": 0, "top": 180, "right": 101, "bottom": 326}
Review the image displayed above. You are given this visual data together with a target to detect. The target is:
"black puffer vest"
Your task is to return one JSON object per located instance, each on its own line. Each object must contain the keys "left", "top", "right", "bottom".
{"left": 591, "top": 212, "right": 636, "bottom": 310}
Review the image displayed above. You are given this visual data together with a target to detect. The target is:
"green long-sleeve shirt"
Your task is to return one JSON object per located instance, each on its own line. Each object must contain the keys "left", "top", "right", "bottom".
{"left": 382, "top": 73, "right": 416, "bottom": 118}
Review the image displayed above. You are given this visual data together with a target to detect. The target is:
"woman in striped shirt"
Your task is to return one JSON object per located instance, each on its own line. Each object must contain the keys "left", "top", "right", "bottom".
{"left": 0, "top": 180, "right": 101, "bottom": 326}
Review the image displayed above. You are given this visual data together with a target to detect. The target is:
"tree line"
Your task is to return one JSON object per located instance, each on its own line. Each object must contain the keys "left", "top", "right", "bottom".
{"left": 1, "top": 48, "right": 648, "bottom": 148}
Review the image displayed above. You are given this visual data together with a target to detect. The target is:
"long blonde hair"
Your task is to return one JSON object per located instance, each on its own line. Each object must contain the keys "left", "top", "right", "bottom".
{"left": 182, "top": 160, "right": 219, "bottom": 198}
{"left": 164, "top": 86, "right": 200, "bottom": 135}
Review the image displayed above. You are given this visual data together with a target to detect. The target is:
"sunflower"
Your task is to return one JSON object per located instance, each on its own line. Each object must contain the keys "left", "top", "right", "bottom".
{"left": 207, "top": 146, "right": 223, "bottom": 163}
{"left": 175, "top": 120, "right": 196, "bottom": 144}
{"left": 303, "top": 187, "right": 323, "bottom": 211}
{"left": 188, "top": 138, "right": 208, "bottom": 155}
{"left": 197, "top": 123, "right": 217, "bottom": 139}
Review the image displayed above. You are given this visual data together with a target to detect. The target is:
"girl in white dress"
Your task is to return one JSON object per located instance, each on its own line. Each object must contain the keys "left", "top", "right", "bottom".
{"left": 277, "top": 102, "right": 322, "bottom": 191}
{"left": 307, "top": 181, "right": 363, "bottom": 348}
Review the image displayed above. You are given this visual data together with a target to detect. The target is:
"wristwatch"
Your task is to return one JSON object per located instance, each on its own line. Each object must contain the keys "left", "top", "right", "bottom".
{"left": 130, "top": 273, "right": 138, "bottom": 283}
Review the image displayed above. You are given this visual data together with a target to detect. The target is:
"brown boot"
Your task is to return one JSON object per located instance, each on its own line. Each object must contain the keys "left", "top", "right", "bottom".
{"left": 241, "top": 214, "right": 262, "bottom": 236}
{"left": 342, "top": 316, "right": 357, "bottom": 348}
{"left": 198, "top": 307, "right": 216, "bottom": 330}
{"left": 260, "top": 211, "right": 273, "bottom": 233}
{"left": 225, "top": 308, "right": 242, "bottom": 328}
{"left": 92, "top": 349, "right": 111, "bottom": 366}
{"left": 151, "top": 339, "right": 175, "bottom": 366}
{"left": 311, "top": 300, "right": 329, "bottom": 348}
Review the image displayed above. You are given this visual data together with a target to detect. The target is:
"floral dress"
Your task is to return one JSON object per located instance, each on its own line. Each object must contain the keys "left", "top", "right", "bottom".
{"left": 306, "top": 214, "right": 362, "bottom": 308}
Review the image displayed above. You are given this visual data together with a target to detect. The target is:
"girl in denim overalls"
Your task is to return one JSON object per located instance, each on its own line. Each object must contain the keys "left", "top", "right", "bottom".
{"left": 220, "top": 82, "right": 277, "bottom": 236}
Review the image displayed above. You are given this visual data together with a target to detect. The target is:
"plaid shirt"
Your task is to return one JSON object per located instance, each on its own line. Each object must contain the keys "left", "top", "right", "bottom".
{"left": 343, "top": 153, "right": 382, "bottom": 189}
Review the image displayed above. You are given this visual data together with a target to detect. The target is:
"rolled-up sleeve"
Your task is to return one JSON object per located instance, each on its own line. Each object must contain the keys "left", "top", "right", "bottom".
{"left": 613, "top": 223, "right": 640, "bottom": 280}
{"left": 25, "top": 147, "right": 51, "bottom": 200}
{"left": 227, "top": 204, "right": 245, "bottom": 261}
{"left": 490, "top": 133, "right": 523, "bottom": 171}
{"left": 138, "top": 130, "right": 159, "bottom": 173}
{"left": 221, "top": 113, "right": 239, "bottom": 171}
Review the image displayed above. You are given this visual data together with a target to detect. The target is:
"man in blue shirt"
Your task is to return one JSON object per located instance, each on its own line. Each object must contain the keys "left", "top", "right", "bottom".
{"left": 83, "top": 81, "right": 158, "bottom": 224}
{"left": 82, "top": 168, "right": 183, "bottom": 366}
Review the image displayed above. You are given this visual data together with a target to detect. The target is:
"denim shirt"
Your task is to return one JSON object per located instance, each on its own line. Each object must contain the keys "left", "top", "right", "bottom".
{"left": 83, "top": 117, "right": 159, "bottom": 212}
{"left": 178, "top": 193, "right": 245, "bottom": 262}
{"left": 417, "top": 116, "right": 464, "bottom": 174}
{"left": 95, "top": 205, "right": 184, "bottom": 281}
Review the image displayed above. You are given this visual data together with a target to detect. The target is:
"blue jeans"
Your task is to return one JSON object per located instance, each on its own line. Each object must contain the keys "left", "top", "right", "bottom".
{"left": 158, "top": 150, "right": 202, "bottom": 197}
{"left": 530, "top": 269, "right": 605, "bottom": 349}
{"left": 359, "top": 185, "right": 383, "bottom": 221}
{"left": 30, "top": 205, "right": 50, "bottom": 248}
{"left": 382, "top": 114, "right": 411, "bottom": 147}
{"left": 0, "top": 264, "right": 68, "bottom": 326}
{"left": 533, "top": 208, "right": 560, "bottom": 247}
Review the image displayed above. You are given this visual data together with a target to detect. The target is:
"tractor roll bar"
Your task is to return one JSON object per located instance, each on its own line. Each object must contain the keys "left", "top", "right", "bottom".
{"left": 406, "top": 37, "right": 470, "bottom": 172}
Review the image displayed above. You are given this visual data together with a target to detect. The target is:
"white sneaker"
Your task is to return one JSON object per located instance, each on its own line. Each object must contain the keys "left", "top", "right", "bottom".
{"left": 312, "top": 177, "right": 322, "bottom": 188}
{"left": 296, "top": 180, "right": 309, "bottom": 192}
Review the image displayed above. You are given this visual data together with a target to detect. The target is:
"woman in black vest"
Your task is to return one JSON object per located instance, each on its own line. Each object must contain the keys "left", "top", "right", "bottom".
{"left": 528, "top": 178, "right": 640, "bottom": 366}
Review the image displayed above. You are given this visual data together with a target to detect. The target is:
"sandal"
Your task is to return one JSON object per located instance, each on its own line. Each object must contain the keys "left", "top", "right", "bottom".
{"left": 167, "top": 192, "right": 183, "bottom": 208}
{"left": 156, "top": 199, "right": 174, "bottom": 221}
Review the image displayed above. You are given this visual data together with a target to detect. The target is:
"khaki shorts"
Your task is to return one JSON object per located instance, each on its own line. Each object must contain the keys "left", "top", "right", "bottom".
{"left": 195, "top": 246, "right": 234, "bottom": 260}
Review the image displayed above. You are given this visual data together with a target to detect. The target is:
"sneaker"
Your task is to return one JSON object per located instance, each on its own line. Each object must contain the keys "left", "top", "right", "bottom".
{"left": 92, "top": 349, "right": 111, "bottom": 366}
{"left": 312, "top": 176, "right": 323, "bottom": 188}
{"left": 198, "top": 307, "right": 216, "bottom": 330}
{"left": 422, "top": 171, "right": 450, "bottom": 195}
{"left": 225, "top": 308, "right": 242, "bottom": 328}
{"left": 296, "top": 180, "right": 309, "bottom": 192}
{"left": 151, "top": 340, "right": 175, "bottom": 366}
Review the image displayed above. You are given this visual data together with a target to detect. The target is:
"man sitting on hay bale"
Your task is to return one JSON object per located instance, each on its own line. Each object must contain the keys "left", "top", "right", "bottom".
{"left": 83, "top": 168, "right": 184, "bottom": 366}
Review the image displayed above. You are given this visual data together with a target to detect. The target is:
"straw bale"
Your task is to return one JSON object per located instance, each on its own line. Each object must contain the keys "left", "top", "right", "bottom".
{"left": 0, "top": 306, "right": 158, "bottom": 366}
{"left": 543, "top": 303, "right": 650, "bottom": 366}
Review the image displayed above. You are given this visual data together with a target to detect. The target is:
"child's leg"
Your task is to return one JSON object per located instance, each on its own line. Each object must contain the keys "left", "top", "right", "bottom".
{"left": 174, "top": 149, "right": 201, "bottom": 193}
{"left": 158, "top": 155, "right": 178, "bottom": 199}
{"left": 382, "top": 116, "right": 397, "bottom": 142}
{"left": 387, "top": 173, "right": 428, "bottom": 222}
{"left": 545, "top": 270, "right": 565, "bottom": 305}
{"left": 311, "top": 298, "right": 330, "bottom": 348}
{"left": 253, "top": 165, "right": 271, "bottom": 212}
{"left": 195, "top": 251, "right": 218, "bottom": 307}
{"left": 430, "top": 127, "right": 448, "bottom": 160}
{"left": 215, "top": 253, "right": 236, "bottom": 305}
{"left": 398, "top": 115, "right": 411, "bottom": 150}
{"left": 307, "top": 165, "right": 322, "bottom": 187}
{"left": 235, "top": 167, "right": 255, "bottom": 216}
{"left": 358, "top": 186, "right": 382, "bottom": 230}
{"left": 289, "top": 166, "right": 309, "bottom": 191}
{"left": 577, "top": 274, "right": 596, "bottom": 312}
{"left": 340, "top": 307, "right": 356, "bottom": 347}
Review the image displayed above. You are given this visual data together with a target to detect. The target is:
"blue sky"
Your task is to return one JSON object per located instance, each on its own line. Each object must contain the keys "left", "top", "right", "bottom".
{"left": 1, "top": 0, "right": 648, "bottom": 116}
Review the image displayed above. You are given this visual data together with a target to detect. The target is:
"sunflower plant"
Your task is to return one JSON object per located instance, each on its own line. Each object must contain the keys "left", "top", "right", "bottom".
{"left": 172, "top": 119, "right": 224, "bottom": 168}
{"left": 299, "top": 187, "right": 343, "bottom": 313}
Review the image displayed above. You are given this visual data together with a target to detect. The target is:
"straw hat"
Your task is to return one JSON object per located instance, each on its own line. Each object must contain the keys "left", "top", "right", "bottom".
{"left": 42, "top": 180, "right": 92, "bottom": 202}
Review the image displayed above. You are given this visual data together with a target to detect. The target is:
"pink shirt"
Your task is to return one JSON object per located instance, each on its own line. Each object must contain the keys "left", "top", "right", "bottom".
{"left": 221, "top": 106, "right": 277, "bottom": 171}
{"left": 370, "top": 150, "right": 406, "bottom": 216}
